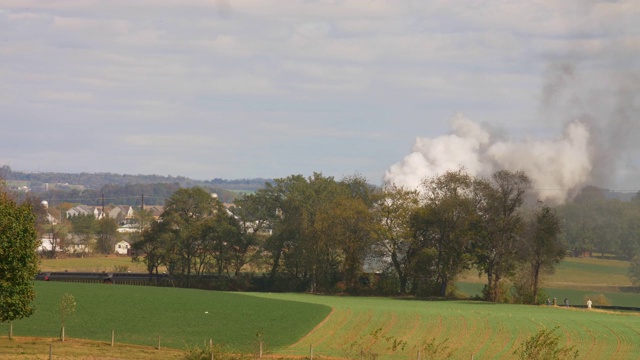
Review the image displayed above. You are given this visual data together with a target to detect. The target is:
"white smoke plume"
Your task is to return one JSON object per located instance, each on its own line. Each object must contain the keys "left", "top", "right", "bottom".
{"left": 384, "top": 113, "right": 592, "bottom": 204}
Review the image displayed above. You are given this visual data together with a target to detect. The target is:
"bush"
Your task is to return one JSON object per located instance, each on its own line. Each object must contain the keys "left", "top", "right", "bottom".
{"left": 113, "top": 265, "right": 129, "bottom": 273}
{"left": 514, "top": 326, "right": 578, "bottom": 360}
{"left": 374, "top": 271, "right": 401, "bottom": 296}
{"left": 583, "top": 294, "right": 611, "bottom": 307}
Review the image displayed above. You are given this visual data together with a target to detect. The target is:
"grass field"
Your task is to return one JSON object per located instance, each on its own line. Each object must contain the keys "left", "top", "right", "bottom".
{"left": 0, "top": 282, "right": 330, "bottom": 353}
{"left": 6, "top": 256, "right": 639, "bottom": 359}
{"left": 2, "top": 282, "right": 640, "bottom": 359}
{"left": 457, "top": 256, "right": 639, "bottom": 308}
{"left": 39, "top": 256, "right": 152, "bottom": 273}
{"left": 247, "top": 292, "right": 640, "bottom": 359}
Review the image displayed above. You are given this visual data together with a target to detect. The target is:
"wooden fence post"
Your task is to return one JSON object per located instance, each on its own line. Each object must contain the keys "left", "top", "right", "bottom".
{"left": 309, "top": 345, "right": 313, "bottom": 360}
{"left": 157, "top": 334, "right": 161, "bottom": 350}
{"left": 49, "top": 344, "right": 53, "bottom": 360}
{"left": 111, "top": 330, "right": 115, "bottom": 347}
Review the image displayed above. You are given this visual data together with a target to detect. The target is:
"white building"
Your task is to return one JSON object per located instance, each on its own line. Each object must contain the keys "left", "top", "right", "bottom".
{"left": 115, "top": 240, "right": 131, "bottom": 255}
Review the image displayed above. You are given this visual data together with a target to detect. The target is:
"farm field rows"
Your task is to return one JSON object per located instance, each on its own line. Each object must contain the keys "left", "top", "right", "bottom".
{"left": 248, "top": 292, "right": 640, "bottom": 359}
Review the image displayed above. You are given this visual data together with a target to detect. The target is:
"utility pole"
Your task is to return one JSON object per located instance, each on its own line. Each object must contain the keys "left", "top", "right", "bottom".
{"left": 140, "top": 193, "right": 145, "bottom": 231}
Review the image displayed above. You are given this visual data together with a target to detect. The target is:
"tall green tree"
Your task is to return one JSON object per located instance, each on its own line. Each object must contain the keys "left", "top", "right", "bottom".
{"left": 96, "top": 216, "right": 119, "bottom": 254}
{"left": 0, "top": 186, "right": 40, "bottom": 326}
{"left": 473, "top": 170, "right": 531, "bottom": 302}
{"left": 517, "top": 202, "right": 565, "bottom": 303}
{"left": 319, "top": 176, "right": 376, "bottom": 292}
{"left": 373, "top": 185, "right": 420, "bottom": 294}
{"left": 69, "top": 214, "right": 97, "bottom": 256}
{"left": 411, "top": 170, "right": 477, "bottom": 297}
{"left": 161, "top": 187, "right": 222, "bottom": 282}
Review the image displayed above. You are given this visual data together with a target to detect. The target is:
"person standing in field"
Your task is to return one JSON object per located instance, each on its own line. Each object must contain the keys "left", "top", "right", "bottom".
{"left": 587, "top": 298, "right": 592, "bottom": 309}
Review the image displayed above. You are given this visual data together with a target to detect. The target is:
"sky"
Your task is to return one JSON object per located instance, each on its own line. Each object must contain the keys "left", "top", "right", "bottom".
{"left": 1, "top": 0, "right": 638, "bottom": 198}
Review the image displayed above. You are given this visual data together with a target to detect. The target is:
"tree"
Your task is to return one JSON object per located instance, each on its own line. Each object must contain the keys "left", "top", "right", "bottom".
{"left": 133, "top": 207, "right": 155, "bottom": 232}
{"left": 136, "top": 187, "right": 240, "bottom": 286}
{"left": 160, "top": 187, "right": 221, "bottom": 283}
{"left": 96, "top": 216, "right": 119, "bottom": 254}
{"left": 229, "top": 192, "right": 276, "bottom": 277}
{"left": 318, "top": 181, "right": 376, "bottom": 292}
{"left": 629, "top": 256, "right": 640, "bottom": 286}
{"left": 473, "top": 170, "right": 531, "bottom": 302}
{"left": 373, "top": 185, "right": 420, "bottom": 294}
{"left": 59, "top": 293, "right": 76, "bottom": 342}
{"left": 0, "top": 186, "right": 40, "bottom": 333}
{"left": 43, "top": 223, "right": 70, "bottom": 259}
{"left": 517, "top": 202, "right": 565, "bottom": 304}
{"left": 411, "top": 170, "right": 477, "bottom": 297}
{"left": 69, "top": 214, "right": 97, "bottom": 256}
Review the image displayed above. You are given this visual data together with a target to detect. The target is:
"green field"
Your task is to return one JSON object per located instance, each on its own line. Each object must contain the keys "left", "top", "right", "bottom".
{"left": 5, "top": 256, "right": 640, "bottom": 359}
{"left": 0, "top": 282, "right": 330, "bottom": 352}
{"left": 3, "top": 282, "right": 640, "bottom": 359}
{"left": 251, "top": 292, "right": 640, "bottom": 359}
{"left": 457, "top": 256, "right": 640, "bottom": 308}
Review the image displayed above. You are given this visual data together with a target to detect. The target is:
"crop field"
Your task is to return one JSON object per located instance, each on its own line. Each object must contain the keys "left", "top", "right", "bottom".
{"left": 0, "top": 282, "right": 330, "bottom": 352}
{"left": 250, "top": 292, "right": 640, "bottom": 359}
{"left": 5, "top": 256, "right": 639, "bottom": 359}
{"left": 2, "top": 282, "right": 640, "bottom": 359}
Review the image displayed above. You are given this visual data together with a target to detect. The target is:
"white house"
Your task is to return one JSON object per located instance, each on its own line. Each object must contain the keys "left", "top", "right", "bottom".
{"left": 109, "top": 205, "right": 135, "bottom": 221}
{"left": 115, "top": 240, "right": 131, "bottom": 255}
{"left": 66, "top": 205, "right": 105, "bottom": 220}
{"left": 38, "top": 234, "right": 64, "bottom": 253}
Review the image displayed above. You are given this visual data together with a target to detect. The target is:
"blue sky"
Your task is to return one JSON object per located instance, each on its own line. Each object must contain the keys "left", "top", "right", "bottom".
{"left": 1, "top": 1, "right": 638, "bottom": 192}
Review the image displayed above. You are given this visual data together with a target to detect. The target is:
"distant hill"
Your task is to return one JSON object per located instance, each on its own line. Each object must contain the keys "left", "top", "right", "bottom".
{"left": 0, "top": 165, "right": 271, "bottom": 205}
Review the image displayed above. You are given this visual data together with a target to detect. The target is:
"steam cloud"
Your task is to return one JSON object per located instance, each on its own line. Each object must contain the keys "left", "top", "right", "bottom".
{"left": 384, "top": 114, "right": 592, "bottom": 204}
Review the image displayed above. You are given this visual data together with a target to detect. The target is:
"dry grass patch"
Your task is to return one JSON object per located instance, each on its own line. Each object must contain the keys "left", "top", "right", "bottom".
{"left": 0, "top": 336, "right": 183, "bottom": 360}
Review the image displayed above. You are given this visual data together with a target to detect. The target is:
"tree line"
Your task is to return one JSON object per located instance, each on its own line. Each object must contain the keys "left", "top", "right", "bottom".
{"left": 0, "top": 165, "right": 267, "bottom": 194}
{"left": 558, "top": 185, "right": 640, "bottom": 260}
{"left": 135, "top": 169, "right": 569, "bottom": 303}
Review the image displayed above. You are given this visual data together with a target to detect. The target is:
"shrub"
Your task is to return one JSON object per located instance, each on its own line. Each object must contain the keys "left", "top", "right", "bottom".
{"left": 583, "top": 294, "right": 611, "bottom": 307}
{"left": 514, "top": 326, "right": 578, "bottom": 360}
{"left": 113, "top": 265, "right": 129, "bottom": 273}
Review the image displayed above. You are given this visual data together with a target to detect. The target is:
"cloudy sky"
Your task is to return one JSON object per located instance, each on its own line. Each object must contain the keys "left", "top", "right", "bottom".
{"left": 1, "top": 0, "right": 638, "bottom": 192}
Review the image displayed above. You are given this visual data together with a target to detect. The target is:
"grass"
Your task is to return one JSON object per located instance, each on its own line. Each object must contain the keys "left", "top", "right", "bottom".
{"left": 8, "top": 255, "right": 640, "bottom": 359}
{"left": 39, "top": 255, "right": 152, "bottom": 273}
{"left": 4, "top": 283, "right": 640, "bottom": 359}
{"left": 0, "top": 282, "right": 331, "bottom": 352}
{"left": 247, "top": 292, "right": 640, "bottom": 359}
{"left": 0, "top": 337, "right": 184, "bottom": 360}
{"left": 456, "top": 256, "right": 639, "bottom": 307}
